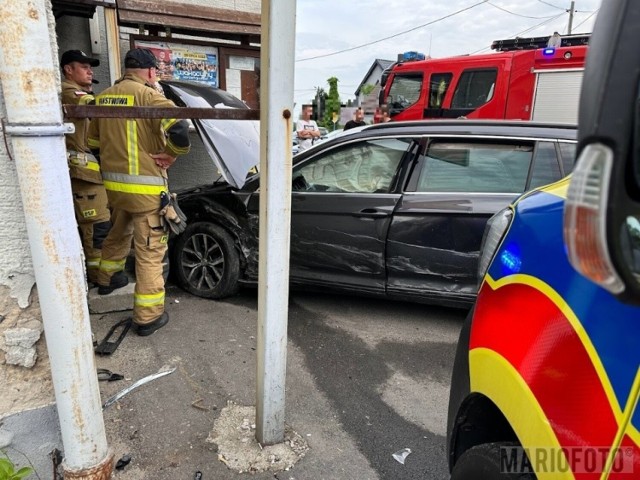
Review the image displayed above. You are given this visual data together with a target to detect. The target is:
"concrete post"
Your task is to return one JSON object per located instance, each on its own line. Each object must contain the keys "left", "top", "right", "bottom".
{"left": 255, "top": 0, "right": 296, "bottom": 445}
{"left": 0, "top": 0, "right": 113, "bottom": 477}
{"left": 567, "top": 1, "right": 575, "bottom": 34}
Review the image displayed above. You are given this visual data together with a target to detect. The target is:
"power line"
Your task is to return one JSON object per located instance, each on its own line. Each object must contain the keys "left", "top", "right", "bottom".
{"left": 295, "top": 0, "right": 489, "bottom": 63}
{"left": 469, "top": 11, "right": 566, "bottom": 54}
{"left": 537, "top": 0, "right": 566, "bottom": 10}
{"left": 487, "top": 2, "right": 558, "bottom": 19}
{"left": 572, "top": 9, "right": 599, "bottom": 31}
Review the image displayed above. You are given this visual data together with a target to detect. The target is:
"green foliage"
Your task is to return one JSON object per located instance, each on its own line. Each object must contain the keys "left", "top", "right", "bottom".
{"left": 322, "top": 77, "right": 341, "bottom": 128}
{"left": 0, "top": 456, "right": 33, "bottom": 480}
{"left": 361, "top": 84, "right": 375, "bottom": 95}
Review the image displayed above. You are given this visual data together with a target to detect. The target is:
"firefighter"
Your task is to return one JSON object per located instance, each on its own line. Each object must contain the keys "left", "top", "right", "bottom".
{"left": 88, "top": 48, "right": 191, "bottom": 336}
{"left": 60, "top": 50, "right": 112, "bottom": 285}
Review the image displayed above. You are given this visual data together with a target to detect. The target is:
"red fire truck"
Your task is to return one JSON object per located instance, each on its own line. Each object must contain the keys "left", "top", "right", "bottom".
{"left": 379, "top": 34, "right": 590, "bottom": 124}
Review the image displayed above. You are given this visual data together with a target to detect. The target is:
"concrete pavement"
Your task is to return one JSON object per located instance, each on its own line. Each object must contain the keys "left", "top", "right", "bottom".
{"left": 92, "top": 286, "right": 384, "bottom": 479}
{"left": 3, "top": 282, "right": 465, "bottom": 479}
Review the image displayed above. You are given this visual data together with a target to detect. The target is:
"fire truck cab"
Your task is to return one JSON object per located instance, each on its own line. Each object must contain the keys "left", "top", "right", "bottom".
{"left": 447, "top": 2, "right": 640, "bottom": 478}
{"left": 381, "top": 35, "right": 589, "bottom": 124}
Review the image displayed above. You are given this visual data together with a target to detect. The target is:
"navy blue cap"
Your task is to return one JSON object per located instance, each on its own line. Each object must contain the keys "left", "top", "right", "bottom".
{"left": 124, "top": 49, "right": 158, "bottom": 69}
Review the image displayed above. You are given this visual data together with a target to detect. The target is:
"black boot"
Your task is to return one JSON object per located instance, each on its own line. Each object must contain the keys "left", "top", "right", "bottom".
{"left": 97, "top": 271, "right": 129, "bottom": 295}
{"left": 136, "top": 312, "right": 169, "bottom": 337}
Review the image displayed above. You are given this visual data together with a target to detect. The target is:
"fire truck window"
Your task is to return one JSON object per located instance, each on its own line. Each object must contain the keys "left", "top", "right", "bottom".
{"left": 416, "top": 140, "right": 532, "bottom": 193}
{"left": 387, "top": 74, "right": 422, "bottom": 114}
{"left": 528, "top": 142, "right": 562, "bottom": 189}
{"left": 558, "top": 142, "right": 577, "bottom": 176}
{"left": 451, "top": 69, "right": 498, "bottom": 109}
{"left": 428, "top": 73, "right": 452, "bottom": 108}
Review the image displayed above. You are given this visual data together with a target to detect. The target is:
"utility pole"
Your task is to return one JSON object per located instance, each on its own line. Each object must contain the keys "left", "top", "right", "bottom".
{"left": 567, "top": 1, "right": 575, "bottom": 34}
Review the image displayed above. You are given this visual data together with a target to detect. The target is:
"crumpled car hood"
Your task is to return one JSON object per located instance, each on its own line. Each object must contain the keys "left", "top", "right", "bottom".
{"left": 161, "top": 81, "right": 259, "bottom": 189}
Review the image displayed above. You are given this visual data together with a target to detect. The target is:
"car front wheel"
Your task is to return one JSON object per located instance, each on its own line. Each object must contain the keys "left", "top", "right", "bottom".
{"left": 450, "top": 442, "right": 536, "bottom": 480}
{"left": 173, "top": 222, "right": 240, "bottom": 299}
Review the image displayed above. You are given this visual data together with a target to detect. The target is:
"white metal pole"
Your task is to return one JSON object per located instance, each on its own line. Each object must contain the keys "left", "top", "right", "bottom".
{"left": 0, "top": 0, "right": 113, "bottom": 476}
{"left": 255, "top": 0, "right": 296, "bottom": 445}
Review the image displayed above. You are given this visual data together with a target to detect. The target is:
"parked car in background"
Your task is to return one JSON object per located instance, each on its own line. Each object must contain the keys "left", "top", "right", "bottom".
{"left": 170, "top": 120, "right": 577, "bottom": 307}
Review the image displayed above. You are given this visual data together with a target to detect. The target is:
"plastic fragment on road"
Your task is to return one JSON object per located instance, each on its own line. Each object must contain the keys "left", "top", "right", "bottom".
{"left": 102, "top": 364, "right": 176, "bottom": 410}
{"left": 392, "top": 448, "right": 412, "bottom": 464}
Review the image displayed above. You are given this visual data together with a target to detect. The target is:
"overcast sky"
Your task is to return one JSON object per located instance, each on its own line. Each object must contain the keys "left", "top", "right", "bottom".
{"left": 293, "top": 0, "right": 602, "bottom": 112}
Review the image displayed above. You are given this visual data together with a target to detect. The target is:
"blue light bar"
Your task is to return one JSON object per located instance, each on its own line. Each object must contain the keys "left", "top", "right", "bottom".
{"left": 500, "top": 246, "right": 522, "bottom": 275}
{"left": 543, "top": 48, "right": 556, "bottom": 56}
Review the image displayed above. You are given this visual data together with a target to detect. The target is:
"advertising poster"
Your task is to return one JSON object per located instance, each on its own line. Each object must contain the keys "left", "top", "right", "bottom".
{"left": 134, "top": 41, "right": 218, "bottom": 87}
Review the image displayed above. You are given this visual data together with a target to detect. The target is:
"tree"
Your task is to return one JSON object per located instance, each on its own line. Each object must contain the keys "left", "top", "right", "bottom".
{"left": 322, "top": 77, "right": 341, "bottom": 128}
{"left": 361, "top": 84, "right": 376, "bottom": 96}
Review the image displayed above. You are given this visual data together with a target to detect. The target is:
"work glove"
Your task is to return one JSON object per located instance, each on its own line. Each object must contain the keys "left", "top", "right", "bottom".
{"left": 160, "top": 191, "right": 187, "bottom": 235}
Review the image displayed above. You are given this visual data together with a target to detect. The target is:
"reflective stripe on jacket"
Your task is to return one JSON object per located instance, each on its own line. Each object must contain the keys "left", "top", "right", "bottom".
{"left": 87, "top": 73, "right": 190, "bottom": 212}
{"left": 62, "top": 79, "right": 103, "bottom": 184}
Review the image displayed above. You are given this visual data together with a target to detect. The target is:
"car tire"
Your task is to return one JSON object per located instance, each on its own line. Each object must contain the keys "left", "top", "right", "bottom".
{"left": 172, "top": 222, "right": 240, "bottom": 299}
{"left": 450, "top": 442, "right": 536, "bottom": 480}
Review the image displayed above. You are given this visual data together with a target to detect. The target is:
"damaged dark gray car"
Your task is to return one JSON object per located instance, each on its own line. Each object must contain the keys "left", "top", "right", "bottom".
{"left": 161, "top": 85, "right": 576, "bottom": 309}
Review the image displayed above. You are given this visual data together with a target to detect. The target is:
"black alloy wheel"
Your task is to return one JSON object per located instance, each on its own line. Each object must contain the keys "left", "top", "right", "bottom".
{"left": 173, "top": 222, "right": 240, "bottom": 299}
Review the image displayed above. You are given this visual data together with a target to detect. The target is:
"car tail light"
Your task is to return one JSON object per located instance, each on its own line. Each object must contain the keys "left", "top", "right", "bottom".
{"left": 564, "top": 143, "right": 625, "bottom": 294}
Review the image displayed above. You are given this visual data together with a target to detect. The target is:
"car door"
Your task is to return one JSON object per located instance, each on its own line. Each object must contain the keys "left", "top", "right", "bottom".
{"left": 289, "top": 136, "right": 416, "bottom": 294}
{"left": 386, "top": 135, "right": 558, "bottom": 306}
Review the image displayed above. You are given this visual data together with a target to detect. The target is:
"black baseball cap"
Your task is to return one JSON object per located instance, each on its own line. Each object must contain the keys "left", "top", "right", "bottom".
{"left": 124, "top": 48, "right": 158, "bottom": 69}
{"left": 60, "top": 50, "right": 99, "bottom": 68}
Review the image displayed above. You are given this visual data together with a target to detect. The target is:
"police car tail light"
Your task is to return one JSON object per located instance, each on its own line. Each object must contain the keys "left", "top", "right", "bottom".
{"left": 564, "top": 143, "right": 625, "bottom": 294}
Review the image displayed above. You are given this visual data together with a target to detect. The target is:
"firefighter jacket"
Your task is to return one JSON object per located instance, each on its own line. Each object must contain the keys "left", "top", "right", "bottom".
{"left": 62, "top": 78, "right": 103, "bottom": 184}
{"left": 87, "top": 73, "right": 190, "bottom": 213}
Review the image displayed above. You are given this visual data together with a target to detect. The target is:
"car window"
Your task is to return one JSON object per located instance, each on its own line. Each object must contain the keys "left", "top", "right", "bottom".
{"left": 415, "top": 140, "right": 533, "bottom": 193}
{"left": 429, "top": 73, "right": 453, "bottom": 108}
{"left": 292, "top": 138, "right": 409, "bottom": 193}
{"left": 387, "top": 74, "right": 422, "bottom": 115}
{"left": 528, "top": 141, "right": 562, "bottom": 190}
{"left": 451, "top": 69, "right": 497, "bottom": 110}
{"left": 558, "top": 142, "right": 577, "bottom": 176}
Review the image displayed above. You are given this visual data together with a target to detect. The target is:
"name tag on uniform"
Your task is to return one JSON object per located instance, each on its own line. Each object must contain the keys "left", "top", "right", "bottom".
{"left": 82, "top": 209, "right": 97, "bottom": 218}
{"left": 160, "top": 235, "right": 168, "bottom": 244}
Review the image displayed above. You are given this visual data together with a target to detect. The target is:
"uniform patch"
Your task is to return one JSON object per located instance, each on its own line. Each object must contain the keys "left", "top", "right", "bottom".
{"left": 82, "top": 209, "right": 97, "bottom": 218}
{"left": 160, "top": 235, "right": 168, "bottom": 244}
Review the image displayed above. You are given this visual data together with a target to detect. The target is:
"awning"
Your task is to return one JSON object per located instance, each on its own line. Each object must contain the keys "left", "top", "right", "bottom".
{"left": 116, "top": 0, "right": 261, "bottom": 43}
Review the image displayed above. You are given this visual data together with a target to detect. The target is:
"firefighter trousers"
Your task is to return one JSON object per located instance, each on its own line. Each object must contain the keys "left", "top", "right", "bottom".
{"left": 71, "top": 178, "right": 111, "bottom": 284}
{"left": 97, "top": 207, "right": 168, "bottom": 325}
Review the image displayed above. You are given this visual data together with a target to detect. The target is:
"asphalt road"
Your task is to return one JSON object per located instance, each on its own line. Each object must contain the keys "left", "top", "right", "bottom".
{"left": 92, "top": 285, "right": 467, "bottom": 480}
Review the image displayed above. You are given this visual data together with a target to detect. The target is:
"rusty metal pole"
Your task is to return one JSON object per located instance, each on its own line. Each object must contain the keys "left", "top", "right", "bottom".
{"left": 255, "top": 0, "right": 296, "bottom": 444}
{"left": 0, "top": 1, "right": 113, "bottom": 478}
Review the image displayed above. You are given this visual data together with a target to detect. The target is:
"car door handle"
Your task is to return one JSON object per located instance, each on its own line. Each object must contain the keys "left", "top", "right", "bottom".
{"left": 352, "top": 208, "right": 389, "bottom": 218}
